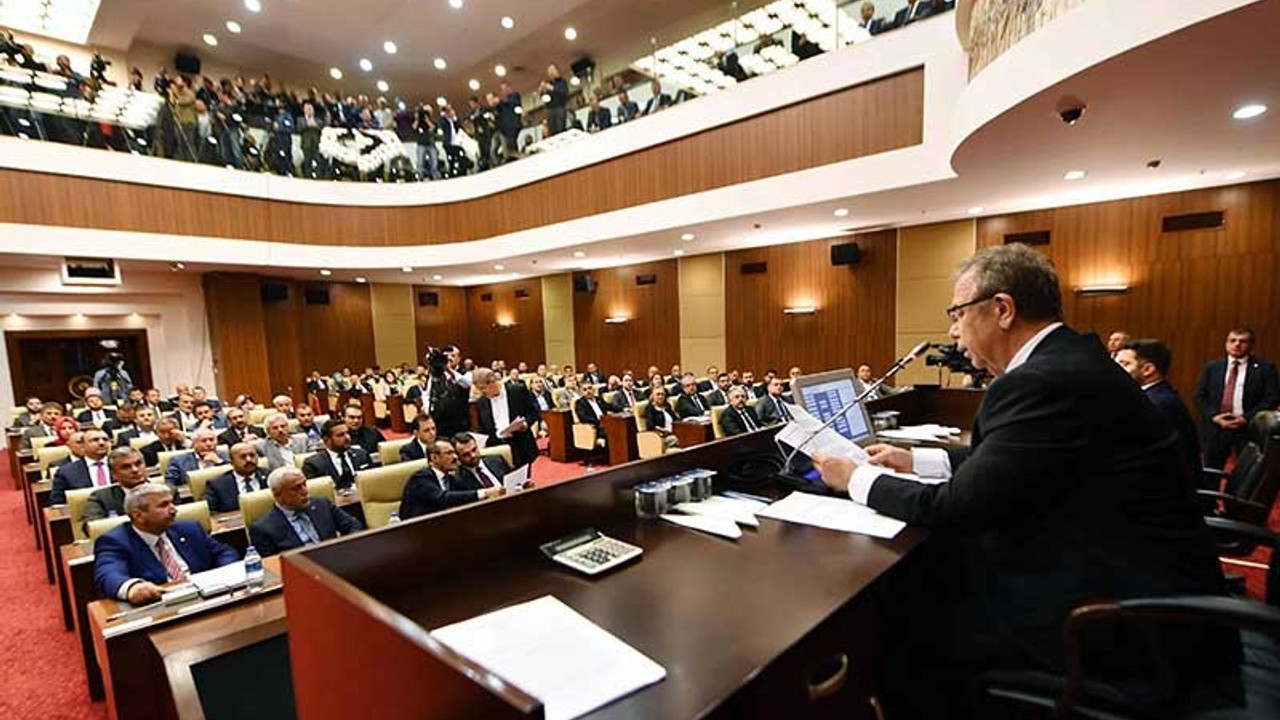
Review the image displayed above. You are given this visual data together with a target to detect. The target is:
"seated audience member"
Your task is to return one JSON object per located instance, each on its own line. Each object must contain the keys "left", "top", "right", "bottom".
{"left": 52, "top": 428, "right": 113, "bottom": 503}
{"left": 294, "top": 404, "right": 322, "bottom": 446}
{"left": 645, "top": 386, "right": 680, "bottom": 448}
{"left": 1107, "top": 330, "right": 1131, "bottom": 359}
{"left": 343, "top": 404, "right": 386, "bottom": 460}
{"left": 859, "top": 2, "right": 885, "bottom": 34}
{"left": 83, "top": 447, "right": 150, "bottom": 532}
{"left": 191, "top": 386, "right": 222, "bottom": 412}
{"left": 668, "top": 364, "right": 683, "bottom": 384}
{"left": 699, "top": 367, "right": 719, "bottom": 392}
{"left": 674, "top": 374, "right": 711, "bottom": 418}
{"left": 615, "top": 90, "right": 639, "bottom": 123}
{"left": 556, "top": 374, "right": 583, "bottom": 410}
{"left": 642, "top": 79, "right": 672, "bottom": 115}
{"left": 1116, "top": 339, "right": 1201, "bottom": 481}
{"left": 146, "top": 388, "right": 171, "bottom": 412}
{"left": 474, "top": 368, "right": 539, "bottom": 468}
{"left": 192, "top": 401, "right": 226, "bottom": 431}
{"left": 76, "top": 388, "right": 116, "bottom": 426}
{"left": 93, "top": 482, "right": 239, "bottom": 603}
{"left": 452, "top": 432, "right": 515, "bottom": 491}
{"left": 1193, "top": 328, "right": 1280, "bottom": 471}
{"left": 248, "top": 466, "right": 365, "bottom": 557}
{"left": 257, "top": 412, "right": 310, "bottom": 470}
{"left": 306, "top": 371, "right": 327, "bottom": 394}
{"left": 573, "top": 381, "right": 612, "bottom": 447}
{"left": 142, "top": 418, "right": 187, "bottom": 468}
{"left": 12, "top": 395, "right": 44, "bottom": 428}
{"left": 606, "top": 375, "right": 622, "bottom": 392}
{"left": 51, "top": 415, "right": 80, "bottom": 446}
{"left": 720, "top": 387, "right": 762, "bottom": 436}
{"left": 557, "top": 364, "right": 576, "bottom": 388}
{"left": 707, "top": 373, "right": 732, "bottom": 406}
{"left": 399, "top": 440, "right": 503, "bottom": 519}
{"left": 218, "top": 407, "right": 266, "bottom": 447}
{"left": 204, "top": 443, "right": 268, "bottom": 513}
{"left": 164, "top": 428, "right": 229, "bottom": 487}
{"left": 170, "top": 393, "right": 200, "bottom": 432}
{"left": 613, "top": 374, "right": 641, "bottom": 410}
{"left": 582, "top": 362, "right": 605, "bottom": 385}
{"left": 528, "top": 376, "right": 555, "bottom": 414}
{"left": 852, "top": 363, "right": 887, "bottom": 400}
{"left": 301, "top": 419, "right": 373, "bottom": 489}
{"left": 49, "top": 430, "right": 85, "bottom": 472}
{"left": 399, "top": 414, "right": 437, "bottom": 462}
{"left": 756, "top": 377, "right": 795, "bottom": 425}
{"left": 116, "top": 406, "right": 159, "bottom": 450}
{"left": 272, "top": 394, "right": 296, "bottom": 418}
{"left": 20, "top": 401, "right": 63, "bottom": 451}
{"left": 103, "top": 403, "right": 137, "bottom": 435}
{"left": 587, "top": 96, "right": 611, "bottom": 132}
{"left": 504, "top": 368, "right": 524, "bottom": 388}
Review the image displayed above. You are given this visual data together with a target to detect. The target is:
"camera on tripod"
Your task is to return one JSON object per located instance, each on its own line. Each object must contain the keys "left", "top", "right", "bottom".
{"left": 925, "top": 343, "right": 990, "bottom": 387}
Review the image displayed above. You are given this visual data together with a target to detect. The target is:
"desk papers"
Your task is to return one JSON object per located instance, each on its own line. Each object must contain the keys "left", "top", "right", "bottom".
{"left": 756, "top": 492, "right": 906, "bottom": 539}
{"left": 502, "top": 463, "right": 529, "bottom": 492}
{"left": 187, "top": 562, "right": 247, "bottom": 598}
{"left": 660, "top": 512, "right": 743, "bottom": 539}
{"left": 878, "top": 424, "right": 961, "bottom": 443}
{"left": 775, "top": 403, "right": 869, "bottom": 464}
{"left": 672, "top": 495, "right": 766, "bottom": 528}
{"left": 432, "top": 595, "right": 666, "bottom": 720}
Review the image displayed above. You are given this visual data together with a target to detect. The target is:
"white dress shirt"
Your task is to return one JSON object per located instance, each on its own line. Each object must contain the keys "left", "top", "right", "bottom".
{"left": 435, "top": 466, "right": 483, "bottom": 500}
{"left": 489, "top": 390, "right": 512, "bottom": 435}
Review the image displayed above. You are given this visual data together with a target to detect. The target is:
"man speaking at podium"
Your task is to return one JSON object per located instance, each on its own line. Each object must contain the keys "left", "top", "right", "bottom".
{"left": 815, "top": 244, "right": 1227, "bottom": 717}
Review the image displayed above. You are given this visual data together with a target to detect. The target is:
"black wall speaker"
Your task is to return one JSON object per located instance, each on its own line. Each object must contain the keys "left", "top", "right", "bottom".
{"left": 570, "top": 56, "right": 596, "bottom": 79}
{"left": 174, "top": 52, "right": 202, "bottom": 75}
{"left": 260, "top": 282, "right": 288, "bottom": 303}
{"left": 573, "top": 274, "right": 597, "bottom": 293}
{"left": 417, "top": 291, "right": 439, "bottom": 307}
{"left": 303, "top": 288, "right": 330, "bottom": 306}
{"left": 830, "top": 242, "right": 862, "bottom": 266}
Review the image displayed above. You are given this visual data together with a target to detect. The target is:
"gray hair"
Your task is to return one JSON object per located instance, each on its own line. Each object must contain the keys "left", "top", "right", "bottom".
{"left": 272, "top": 395, "right": 293, "bottom": 406}
{"left": 267, "top": 465, "right": 304, "bottom": 491}
{"left": 473, "top": 368, "right": 497, "bottom": 385}
{"left": 955, "top": 243, "right": 1062, "bottom": 321}
{"left": 264, "top": 412, "right": 289, "bottom": 427}
{"left": 191, "top": 427, "right": 217, "bottom": 441}
{"left": 124, "top": 482, "right": 175, "bottom": 515}
{"left": 727, "top": 386, "right": 746, "bottom": 401}
{"left": 107, "top": 446, "right": 142, "bottom": 469}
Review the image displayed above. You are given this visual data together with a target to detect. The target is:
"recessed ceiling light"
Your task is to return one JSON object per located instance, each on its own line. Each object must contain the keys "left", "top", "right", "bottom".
{"left": 359, "top": 58, "right": 373, "bottom": 72}
{"left": 432, "top": 274, "right": 443, "bottom": 281}
{"left": 383, "top": 40, "right": 398, "bottom": 54}
{"left": 564, "top": 27, "right": 578, "bottom": 41}
{"left": 833, "top": 208, "right": 849, "bottom": 217}
{"left": 225, "top": 21, "right": 242, "bottom": 34}
{"left": 468, "top": 78, "right": 480, "bottom": 91}
{"left": 511, "top": 272, "right": 520, "bottom": 278}
{"left": 448, "top": 0, "right": 463, "bottom": 8}
{"left": 433, "top": 57, "right": 447, "bottom": 70}
{"left": 319, "top": 269, "right": 332, "bottom": 276}
{"left": 573, "top": 251, "right": 586, "bottom": 258}
{"left": 1225, "top": 170, "right": 1247, "bottom": 180}
{"left": 170, "top": 262, "right": 185, "bottom": 271}
{"left": 73, "top": 313, "right": 86, "bottom": 320}
{"left": 376, "top": 80, "right": 389, "bottom": 93}
{"left": 244, "top": 0, "right": 261, "bottom": 13}
{"left": 967, "top": 206, "right": 985, "bottom": 215}
{"left": 202, "top": 33, "right": 218, "bottom": 46}
{"left": 500, "top": 16, "right": 515, "bottom": 29}
{"left": 570, "top": 76, "right": 582, "bottom": 87}
{"left": 329, "top": 67, "right": 343, "bottom": 80}
{"left": 402, "top": 266, "right": 414, "bottom": 273}
{"left": 494, "top": 264, "right": 505, "bottom": 271}
{"left": 436, "top": 96, "right": 448, "bottom": 107}
{"left": 673, "top": 249, "right": 686, "bottom": 257}
{"left": 681, "top": 233, "right": 695, "bottom": 241}
{"left": 1233, "top": 104, "right": 1267, "bottom": 120}
{"left": 355, "top": 276, "right": 368, "bottom": 284}
{"left": 1063, "top": 170, "right": 1087, "bottom": 181}
{"left": 494, "top": 64, "right": 507, "bottom": 77}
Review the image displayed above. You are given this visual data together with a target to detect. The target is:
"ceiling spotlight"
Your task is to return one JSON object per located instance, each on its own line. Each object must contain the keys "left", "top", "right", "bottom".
{"left": 202, "top": 34, "right": 219, "bottom": 46}
{"left": 680, "top": 233, "right": 695, "bottom": 241}
{"left": 573, "top": 251, "right": 586, "bottom": 258}
{"left": 1233, "top": 104, "right": 1267, "bottom": 120}
{"left": 673, "top": 249, "right": 686, "bottom": 257}
{"left": 383, "top": 40, "right": 398, "bottom": 54}
{"left": 500, "top": 16, "right": 515, "bottom": 29}
{"left": 1063, "top": 170, "right": 1087, "bottom": 181}
{"left": 468, "top": 78, "right": 480, "bottom": 91}
{"left": 564, "top": 27, "right": 578, "bottom": 41}
{"left": 359, "top": 58, "right": 373, "bottom": 72}
{"left": 244, "top": 0, "right": 261, "bottom": 12}
{"left": 448, "top": 0, "right": 463, "bottom": 8}
{"left": 402, "top": 266, "right": 414, "bottom": 273}
{"left": 329, "top": 67, "right": 343, "bottom": 80}
{"left": 433, "top": 57, "right": 447, "bottom": 70}
{"left": 436, "top": 96, "right": 448, "bottom": 107}
{"left": 967, "top": 206, "right": 985, "bottom": 215}
{"left": 170, "top": 262, "right": 185, "bottom": 271}
{"left": 494, "top": 264, "right": 505, "bottom": 271}
{"left": 569, "top": 76, "right": 581, "bottom": 86}
{"left": 376, "top": 80, "right": 389, "bottom": 92}
{"left": 319, "top": 269, "right": 332, "bottom": 276}
{"left": 225, "top": 21, "right": 242, "bottom": 34}
{"left": 1225, "top": 170, "right": 1247, "bottom": 180}
{"left": 833, "top": 208, "right": 849, "bottom": 217}
{"left": 432, "top": 274, "right": 444, "bottom": 281}
{"left": 494, "top": 64, "right": 507, "bottom": 77}
{"left": 73, "top": 313, "right": 86, "bottom": 320}
{"left": 355, "top": 276, "right": 368, "bottom": 284}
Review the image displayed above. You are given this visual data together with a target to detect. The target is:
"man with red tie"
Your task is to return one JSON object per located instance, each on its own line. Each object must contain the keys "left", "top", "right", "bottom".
{"left": 51, "top": 427, "right": 114, "bottom": 503}
{"left": 1192, "top": 328, "right": 1280, "bottom": 473}
{"left": 451, "top": 432, "right": 515, "bottom": 491}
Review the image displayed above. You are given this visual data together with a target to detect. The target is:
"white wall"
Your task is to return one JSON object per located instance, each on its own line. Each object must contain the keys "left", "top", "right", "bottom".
{"left": 0, "top": 266, "right": 214, "bottom": 445}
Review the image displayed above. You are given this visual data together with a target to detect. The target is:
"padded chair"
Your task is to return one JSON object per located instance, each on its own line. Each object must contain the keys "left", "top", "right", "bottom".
{"left": 128, "top": 437, "right": 152, "bottom": 451}
{"left": 31, "top": 434, "right": 56, "bottom": 452}
{"left": 602, "top": 391, "right": 619, "bottom": 407}
{"left": 87, "top": 515, "right": 130, "bottom": 542}
{"left": 37, "top": 445, "right": 71, "bottom": 478}
{"left": 632, "top": 400, "right": 669, "bottom": 460}
{"left": 287, "top": 418, "right": 300, "bottom": 433}
{"left": 1200, "top": 411, "right": 1280, "bottom": 526}
{"left": 552, "top": 388, "right": 569, "bottom": 411}
{"left": 176, "top": 501, "right": 212, "bottom": 531}
{"left": 570, "top": 403, "right": 607, "bottom": 462}
{"left": 710, "top": 405, "right": 728, "bottom": 440}
{"left": 315, "top": 414, "right": 331, "bottom": 426}
{"left": 480, "top": 444, "right": 513, "bottom": 468}
{"left": 66, "top": 487, "right": 96, "bottom": 541}
{"left": 293, "top": 452, "right": 314, "bottom": 469}
{"left": 186, "top": 464, "right": 231, "bottom": 507}
{"left": 355, "top": 459, "right": 428, "bottom": 529}
{"left": 157, "top": 449, "right": 192, "bottom": 478}
{"left": 247, "top": 408, "right": 270, "bottom": 425}
{"left": 238, "top": 476, "right": 338, "bottom": 542}
{"left": 378, "top": 438, "right": 412, "bottom": 467}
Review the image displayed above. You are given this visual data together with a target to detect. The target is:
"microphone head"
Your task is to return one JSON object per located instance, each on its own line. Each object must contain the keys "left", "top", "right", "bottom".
{"left": 907, "top": 341, "right": 931, "bottom": 360}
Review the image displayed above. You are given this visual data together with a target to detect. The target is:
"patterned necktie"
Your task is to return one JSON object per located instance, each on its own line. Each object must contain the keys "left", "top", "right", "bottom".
{"left": 293, "top": 510, "right": 320, "bottom": 544}
{"left": 743, "top": 409, "right": 757, "bottom": 431}
{"left": 242, "top": 476, "right": 256, "bottom": 494}
{"left": 778, "top": 398, "right": 792, "bottom": 421}
{"left": 155, "top": 537, "right": 186, "bottom": 581}
{"left": 1220, "top": 360, "right": 1241, "bottom": 414}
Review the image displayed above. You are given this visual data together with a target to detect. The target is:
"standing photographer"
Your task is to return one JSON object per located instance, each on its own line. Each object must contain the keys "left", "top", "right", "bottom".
{"left": 424, "top": 347, "right": 470, "bottom": 438}
{"left": 93, "top": 353, "right": 134, "bottom": 406}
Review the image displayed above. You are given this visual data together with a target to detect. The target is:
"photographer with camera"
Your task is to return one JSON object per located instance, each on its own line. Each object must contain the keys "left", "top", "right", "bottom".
{"left": 93, "top": 353, "right": 134, "bottom": 406}
{"left": 925, "top": 342, "right": 990, "bottom": 388}
{"left": 423, "top": 347, "right": 471, "bottom": 438}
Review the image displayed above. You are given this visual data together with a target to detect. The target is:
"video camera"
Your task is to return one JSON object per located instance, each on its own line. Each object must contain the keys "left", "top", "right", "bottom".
{"left": 925, "top": 343, "right": 990, "bottom": 387}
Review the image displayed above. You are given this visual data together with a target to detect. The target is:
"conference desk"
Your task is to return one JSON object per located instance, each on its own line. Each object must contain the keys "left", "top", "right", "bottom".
{"left": 673, "top": 418, "right": 715, "bottom": 448}
{"left": 541, "top": 408, "right": 577, "bottom": 462}
{"left": 601, "top": 412, "right": 638, "bottom": 465}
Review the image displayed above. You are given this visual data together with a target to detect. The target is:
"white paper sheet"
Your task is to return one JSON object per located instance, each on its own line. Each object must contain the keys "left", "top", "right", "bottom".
{"left": 660, "top": 512, "right": 743, "bottom": 539}
{"left": 775, "top": 403, "right": 869, "bottom": 463}
{"left": 878, "top": 424, "right": 961, "bottom": 442}
{"left": 672, "top": 495, "right": 765, "bottom": 528}
{"left": 502, "top": 463, "right": 530, "bottom": 492}
{"left": 187, "top": 562, "right": 247, "bottom": 597}
{"left": 755, "top": 492, "right": 906, "bottom": 539}
{"left": 431, "top": 595, "right": 666, "bottom": 720}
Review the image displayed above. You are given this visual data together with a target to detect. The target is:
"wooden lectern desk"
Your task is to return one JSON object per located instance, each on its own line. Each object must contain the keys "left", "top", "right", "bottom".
{"left": 283, "top": 387, "right": 979, "bottom": 720}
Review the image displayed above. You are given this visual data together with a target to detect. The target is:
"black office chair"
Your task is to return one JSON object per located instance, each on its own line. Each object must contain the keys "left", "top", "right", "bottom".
{"left": 1199, "top": 411, "right": 1280, "bottom": 527}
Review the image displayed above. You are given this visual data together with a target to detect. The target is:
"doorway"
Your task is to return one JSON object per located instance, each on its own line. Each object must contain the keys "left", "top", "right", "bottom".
{"left": 6, "top": 330, "right": 153, "bottom": 405}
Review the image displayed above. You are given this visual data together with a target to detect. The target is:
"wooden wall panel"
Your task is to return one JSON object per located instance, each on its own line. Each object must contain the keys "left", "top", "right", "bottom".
{"left": 725, "top": 231, "right": 898, "bottom": 377}
{"left": 0, "top": 69, "right": 923, "bottom": 246}
{"left": 261, "top": 280, "right": 305, "bottom": 399}
{"left": 573, "top": 260, "right": 682, "bottom": 376}
{"left": 976, "top": 180, "right": 1280, "bottom": 410}
{"left": 413, "top": 285, "right": 469, "bottom": 359}
{"left": 202, "top": 274, "right": 271, "bottom": 402}
{"left": 464, "top": 280, "right": 546, "bottom": 368}
{"left": 296, "top": 282, "right": 377, "bottom": 378}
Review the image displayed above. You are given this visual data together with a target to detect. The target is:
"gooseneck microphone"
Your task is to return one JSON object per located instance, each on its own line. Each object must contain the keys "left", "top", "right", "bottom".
{"left": 781, "top": 341, "right": 932, "bottom": 469}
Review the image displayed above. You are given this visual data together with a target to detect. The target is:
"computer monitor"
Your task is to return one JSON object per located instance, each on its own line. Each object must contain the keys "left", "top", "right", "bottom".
{"left": 789, "top": 369, "right": 875, "bottom": 444}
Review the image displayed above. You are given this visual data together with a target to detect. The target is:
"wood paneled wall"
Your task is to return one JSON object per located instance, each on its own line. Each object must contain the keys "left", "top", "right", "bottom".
{"left": 203, "top": 274, "right": 272, "bottom": 402}
{"left": 464, "top": 280, "right": 547, "bottom": 368}
{"left": 725, "top": 231, "right": 898, "bottom": 377}
{"left": 412, "top": 285, "right": 468, "bottom": 359}
{"left": 573, "top": 260, "right": 682, "bottom": 376}
{"left": 976, "top": 180, "right": 1280, "bottom": 407}
{"left": 0, "top": 69, "right": 923, "bottom": 246}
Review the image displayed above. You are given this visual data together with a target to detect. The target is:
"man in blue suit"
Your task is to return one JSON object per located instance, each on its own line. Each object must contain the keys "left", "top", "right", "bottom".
{"left": 93, "top": 482, "right": 239, "bottom": 604}
{"left": 1193, "top": 328, "right": 1280, "bottom": 471}
{"left": 204, "top": 443, "right": 269, "bottom": 513}
{"left": 51, "top": 427, "right": 114, "bottom": 503}
{"left": 163, "top": 428, "right": 229, "bottom": 487}
{"left": 1116, "top": 339, "right": 1202, "bottom": 484}
{"left": 249, "top": 467, "right": 364, "bottom": 557}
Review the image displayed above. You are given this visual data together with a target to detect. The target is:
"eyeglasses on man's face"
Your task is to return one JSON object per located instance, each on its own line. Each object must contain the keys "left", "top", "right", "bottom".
{"left": 945, "top": 293, "right": 996, "bottom": 323}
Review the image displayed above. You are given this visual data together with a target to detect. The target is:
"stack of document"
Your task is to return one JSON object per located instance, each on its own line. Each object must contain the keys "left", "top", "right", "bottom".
{"left": 660, "top": 494, "right": 770, "bottom": 540}
{"left": 432, "top": 596, "right": 666, "bottom": 720}
{"left": 756, "top": 492, "right": 906, "bottom": 539}
{"left": 878, "top": 424, "right": 961, "bottom": 442}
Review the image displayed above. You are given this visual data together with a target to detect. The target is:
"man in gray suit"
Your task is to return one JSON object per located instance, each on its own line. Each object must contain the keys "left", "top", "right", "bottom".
{"left": 852, "top": 363, "right": 901, "bottom": 400}
{"left": 256, "top": 412, "right": 310, "bottom": 470}
{"left": 20, "top": 401, "right": 63, "bottom": 451}
{"left": 164, "top": 427, "right": 229, "bottom": 487}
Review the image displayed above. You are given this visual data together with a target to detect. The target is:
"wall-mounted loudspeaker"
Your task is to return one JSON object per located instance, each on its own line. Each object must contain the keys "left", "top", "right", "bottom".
{"left": 304, "top": 288, "right": 330, "bottom": 306}
{"left": 174, "top": 52, "right": 201, "bottom": 75}
{"left": 573, "top": 274, "right": 597, "bottom": 293}
{"left": 830, "top": 242, "right": 862, "bottom": 266}
{"left": 261, "top": 282, "right": 289, "bottom": 302}
{"left": 417, "top": 291, "right": 439, "bottom": 307}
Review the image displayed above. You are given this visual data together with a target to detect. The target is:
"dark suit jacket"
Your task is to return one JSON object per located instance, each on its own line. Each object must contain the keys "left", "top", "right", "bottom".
{"left": 52, "top": 458, "right": 102, "bottom": 504}
{"left": 475, "top": 386, "right": 539, "bottom": 468}
{"left": 349, "top": 425, "right": 386, "bottom": 459}
{"left": 674, "top": 392, "right": 710, "bottom": 419}
{"left": 613, "top": 388, "right": 640, "bottom": 410}
{"left": 756, "top": 394, "right": 793, "bottom": 425}
{"left": 574, "top": 396, "right": 612, "bottom": 426}
{"left": 93, "top": 520, "right": 239, "bottom": 598}
{"left": 102, "top": 418, "right": 134, "bottom": 435}
{"left": 218, "top": 426, "right": 266, "bottom": 447}
{"left": 140, "top": 440, "right": 186, "bottom": 469}
{"left": 532, "top": 389, "right": 555, "bottom": 413}
{"left": 164, "top": 450, "right": 230, "bottom": 487}
{"left": 84, "top": 484, "right": 127, "bottom": 529}
{"left": 645, "top": 403, "right": 676, "bottom": 432}
{"left": 399, "top": 439, "right": 431, "bottom": 463}
{"left": 706, "top": 388, "right": 730, "bottom": 407}
{"left": 864, "top": 326, "right": 1224, "bottom": 670}
{"left": 582, "top": 371, "right": 605, "bottom": 385}
{"left": 300, "top": 447, "right": 373, "bottom": 489}
{"left": 721, "top": 406, "right": 761, "bottom": 436}
{"left": 248, "top": 498, "right": 364, "bottom": 557}
{"left": 76, "top": 408, "right": 116, "bottom": 425}
{"left": 1192, "top": 355, "right": 1280, "bottom": 426}
{"left": 399, "top": 468, "right": 483, "bottom": 519}
{"left": 1144, "top": 380, "right": 1202, "bottom": 483}
{"left": 458, "top": 455, "right": 512, "bottom": 490}
{"left": 204, "top": 468, "right": 269, "bottom": 513}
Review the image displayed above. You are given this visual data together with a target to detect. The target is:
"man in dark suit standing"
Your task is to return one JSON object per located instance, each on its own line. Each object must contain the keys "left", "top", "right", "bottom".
{"left": 674, "top": 374, "right": 711, "bottom": 419}
{"left": 756, "top": 377, "right": 794, "bottom": 425}
{"left": 473, "top": 369, "right": 538, "bottom": 468}
{"left": 720, "top": 387, "right": 761, "bottom": 437}
{"left": 1116, "top": 339, "right": 1202, "bottom": 481}
{"left": 399, "top": 414, "right": 437, "bottom": 462}
{"left": 249, "top": 466, "right": 364, "bottom": 556}
{"left": 94, "top": 482, "right": 239, "bottom": 604}
{"left": 301, "top": 419, "right": 373, "bottom": 489}
{"left": 495, "top": 79, "right": 522, "bottom": 164}
{"left": 1192, "top": 328, "right": 1280, "bottom": 470}
{"left": 83, "top": 447, "right": 151, "bottom": 533}
{"left": 452, "top": 432, "right": 513, "bottom": 492}
{"left": 815, "top": 244, "right": 1227, "bottom": 718}
{"left": 204, "top": 443, "right": 269, "bottom": 513}
{"left": 52, "top": 427, "right": 113, "bottom": 503}
{"left": 400, "top": 440, "right": 503, "bottom": 519}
